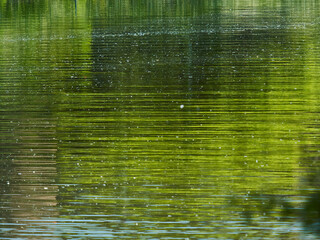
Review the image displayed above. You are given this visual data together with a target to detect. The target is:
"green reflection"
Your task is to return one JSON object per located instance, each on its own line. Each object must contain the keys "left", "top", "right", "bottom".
{"left": 0, "top": 0, "right": 319, "bottom": 239}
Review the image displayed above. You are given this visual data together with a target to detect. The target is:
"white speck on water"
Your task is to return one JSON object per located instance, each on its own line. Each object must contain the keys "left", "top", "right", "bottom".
{"left": 180, "top": 104, "right": 184, "bottom": 109}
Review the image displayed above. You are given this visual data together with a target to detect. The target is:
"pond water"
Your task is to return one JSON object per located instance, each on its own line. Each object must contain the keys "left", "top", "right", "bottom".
{"left": 0, "top": 0, "right": 320, "bottom": 239}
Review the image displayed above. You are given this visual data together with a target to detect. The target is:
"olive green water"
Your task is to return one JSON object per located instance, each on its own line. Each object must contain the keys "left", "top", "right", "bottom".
{"left": 0, "top": 0, "right": 320, "bottom": 239}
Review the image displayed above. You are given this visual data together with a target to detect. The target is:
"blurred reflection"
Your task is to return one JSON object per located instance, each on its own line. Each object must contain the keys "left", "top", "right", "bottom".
{"left": 0, "top": 113, "right": 58, "bottom": 238}
{"left": 0, "top": 0, "right": 320, "bottom": 239}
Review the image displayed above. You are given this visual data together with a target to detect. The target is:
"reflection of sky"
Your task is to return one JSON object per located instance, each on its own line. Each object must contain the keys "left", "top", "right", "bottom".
{"left": 0, "top": 215, "right": 313, "bottom": 239}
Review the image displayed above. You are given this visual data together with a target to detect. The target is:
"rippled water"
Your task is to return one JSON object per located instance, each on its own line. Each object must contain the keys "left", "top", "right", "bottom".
{"left": 0, "top": 0, "right": 320, "bottom": 239}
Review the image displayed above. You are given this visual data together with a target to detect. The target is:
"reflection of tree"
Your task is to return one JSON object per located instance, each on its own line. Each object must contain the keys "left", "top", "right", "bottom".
{"left": 299, "top": 114, "right": 320, "bottom": 234}
{"left": 233, "top": 16, "right": 320, "bottom": 235}
{"left": 302, "top": 192, "right": 320, "bottom": 234}
{"left": 54, "top": 1, "right": 320, "bottom": 239}
{"left": 0, "top": 0, "right": 319, "bottom": 238}
{"left": 0, "top": 115, "right": 59, "bottom": 239}
{"left": 0, "top": 0, "right": 47, "bottom": 18}
{"left": 0, "top": 0, "right": 90, "bottom": 238}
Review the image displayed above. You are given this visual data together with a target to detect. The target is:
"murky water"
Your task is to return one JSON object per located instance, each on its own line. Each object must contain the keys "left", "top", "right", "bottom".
{"left": 0, "top": 0, "right": 320, "bottom": 239}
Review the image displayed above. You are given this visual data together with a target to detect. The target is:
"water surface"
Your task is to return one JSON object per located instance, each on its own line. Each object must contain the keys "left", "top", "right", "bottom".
{"left": 0, "top": 0, "right": 320, "bottom": 239}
